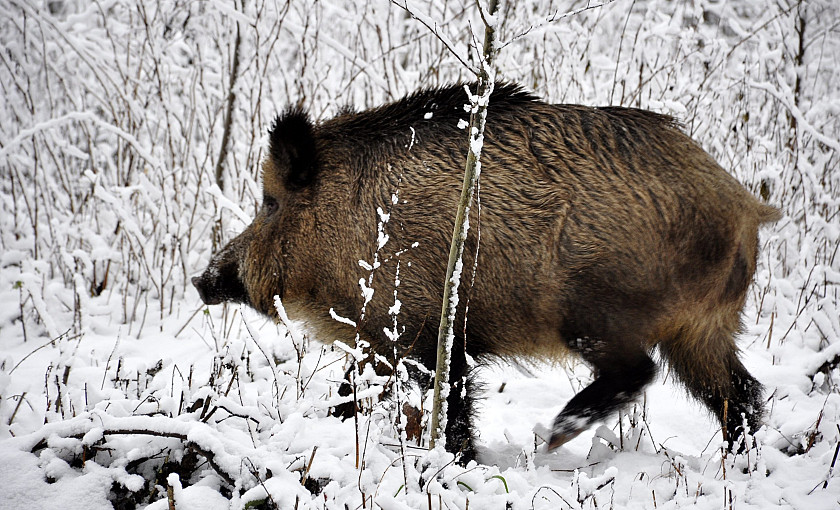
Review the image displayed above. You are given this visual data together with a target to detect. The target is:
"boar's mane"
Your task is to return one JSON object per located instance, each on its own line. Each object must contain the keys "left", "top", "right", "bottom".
{"left": 325, "top": 83, "right": 544, "bottom": 152}
{"left": 269, "top": 83, "right": 686, "bottom": 194}
{"left": 268, "top": 83, "right": 545, "bottom": 194}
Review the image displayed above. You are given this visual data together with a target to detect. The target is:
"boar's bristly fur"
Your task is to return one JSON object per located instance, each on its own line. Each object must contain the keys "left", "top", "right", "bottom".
{"left": 193, "top": 82, "right": 781, "bottom": 464}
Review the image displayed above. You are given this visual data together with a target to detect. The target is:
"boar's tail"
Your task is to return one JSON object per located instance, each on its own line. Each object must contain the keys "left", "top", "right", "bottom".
{"left": 756, "top": 203, "right": 783, "bottom": 224}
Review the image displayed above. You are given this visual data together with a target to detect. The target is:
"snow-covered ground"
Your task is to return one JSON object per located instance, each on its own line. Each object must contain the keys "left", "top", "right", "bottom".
{"left": 1, "top": 0, "right": 838, "bottom": 508}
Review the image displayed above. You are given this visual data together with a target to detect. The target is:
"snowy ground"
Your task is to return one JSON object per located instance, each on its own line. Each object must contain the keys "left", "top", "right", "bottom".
{"left": 2, "top": 0, "right": 839, "bottom": 509}
{"left": 1, "top": 297, "right": 838, "bottom": 509}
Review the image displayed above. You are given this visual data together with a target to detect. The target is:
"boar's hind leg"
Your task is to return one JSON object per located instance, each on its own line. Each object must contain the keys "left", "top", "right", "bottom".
{"left": 547, "top": 342, "right": 657, "bottom": 450}
{"left": 659, "top": 328, "right": 764, "bottom": 451}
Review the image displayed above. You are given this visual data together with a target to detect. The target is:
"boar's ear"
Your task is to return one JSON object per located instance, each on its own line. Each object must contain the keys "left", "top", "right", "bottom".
{"left": 268, "top": 107, "right": 317, "bottom": 189}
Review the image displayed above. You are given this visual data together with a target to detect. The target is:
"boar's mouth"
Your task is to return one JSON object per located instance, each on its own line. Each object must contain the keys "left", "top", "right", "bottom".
{"left": 192, "top": 263, "right": 249, "bottom": 306}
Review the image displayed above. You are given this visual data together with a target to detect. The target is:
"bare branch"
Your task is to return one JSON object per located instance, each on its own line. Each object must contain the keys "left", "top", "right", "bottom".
{"left": 390, "top": 0, "right": 479, "bottom": 75}
{"left": 499, "top": 0, "right": 619, "bottom": 51}
{"left": 213, "top": 19, "right": 242, "bottom": 192}
{"left": 430, "top": 0, "right": 499, "bottom": 453}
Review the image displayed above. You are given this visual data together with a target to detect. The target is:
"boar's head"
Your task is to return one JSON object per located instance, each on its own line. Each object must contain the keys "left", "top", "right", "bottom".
{"left": 192, "top": 108, "right": 337, "bottom": 320}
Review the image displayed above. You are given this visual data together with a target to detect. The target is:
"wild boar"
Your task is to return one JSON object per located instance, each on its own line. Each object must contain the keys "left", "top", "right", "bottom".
{"left": 192, "top": 82, "right": 780, "bottom": 463}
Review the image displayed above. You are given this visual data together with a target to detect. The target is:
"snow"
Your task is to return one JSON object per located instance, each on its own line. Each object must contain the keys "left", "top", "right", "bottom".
{"left": 1, "top": 0, "right": 839, "bottom": 509}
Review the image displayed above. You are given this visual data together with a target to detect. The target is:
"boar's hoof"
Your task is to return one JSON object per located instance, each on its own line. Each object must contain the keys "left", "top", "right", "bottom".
{"left": 546, "top": 430, "right": 582, "bottom": 451}
{"left": 330, "top": 380, "right": 357, "bottom": 420}
{"left": 546, "top": 417, "right": 587, "bottom": 451}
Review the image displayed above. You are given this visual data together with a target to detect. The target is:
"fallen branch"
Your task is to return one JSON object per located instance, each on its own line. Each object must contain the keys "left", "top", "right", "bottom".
{"left": 21, "top": 414, "right": 246, "bottom": 488}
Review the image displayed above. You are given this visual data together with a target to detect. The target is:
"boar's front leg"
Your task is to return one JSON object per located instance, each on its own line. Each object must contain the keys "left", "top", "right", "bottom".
{"left": 331, "top": 348, "right": 478, "bottom": 464}
{"left": 443, "top": 346, "right": 478, "bottom": 464}
{"left": 548, "top": 339, "right": 657, "bottom": 450}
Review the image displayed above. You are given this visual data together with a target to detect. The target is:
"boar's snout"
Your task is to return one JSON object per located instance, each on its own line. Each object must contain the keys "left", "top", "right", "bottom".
{"left": 192, "top": 273, "right": 222, "bottom": 305}
{"left": 192, "top": 247, "right": 249, "bottom": 306}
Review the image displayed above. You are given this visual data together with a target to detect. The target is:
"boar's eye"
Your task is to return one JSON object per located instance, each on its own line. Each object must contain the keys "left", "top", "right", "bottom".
{"left": 263, "top": 196, "right": 279, "bottom": 216}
